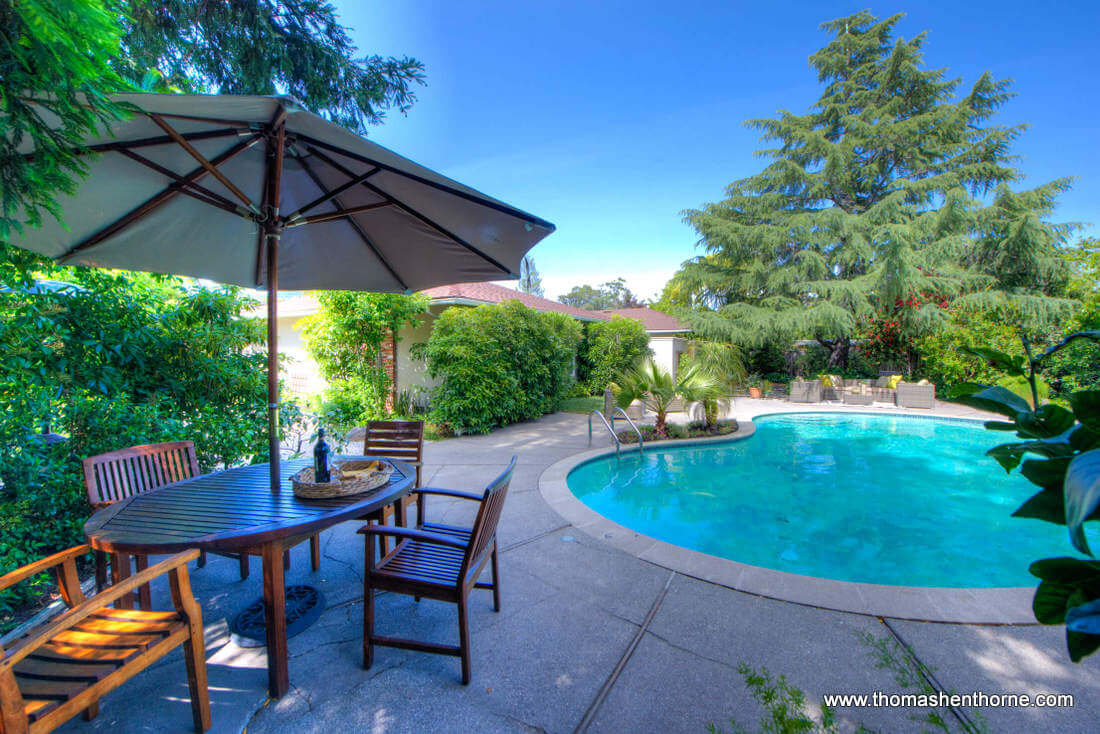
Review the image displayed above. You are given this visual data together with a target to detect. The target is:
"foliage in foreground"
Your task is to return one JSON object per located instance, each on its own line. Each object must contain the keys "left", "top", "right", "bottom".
{"left": 949, "top": 331, "right": 1100, "bottom": 661}
{"left": 299, "top": 291, "right": 428, "bottom": 430}
{"left": 420, "top": 300, "right": 583, "bottom": 434}
{"left": 711, "top": 632, "right": 987, "bottom": 734}
{"left": 0, "top": 257, "right": 295, "bottom": 623}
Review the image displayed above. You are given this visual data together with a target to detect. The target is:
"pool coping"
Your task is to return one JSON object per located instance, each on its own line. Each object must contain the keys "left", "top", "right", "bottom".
{"left": 538, "top": 409, "right": 1037, "bottom": 625}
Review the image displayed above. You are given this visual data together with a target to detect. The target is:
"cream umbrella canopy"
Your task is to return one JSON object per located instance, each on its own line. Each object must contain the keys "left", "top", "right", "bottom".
{"left": 10, "top": 93, "right": 555, "bottom": 492}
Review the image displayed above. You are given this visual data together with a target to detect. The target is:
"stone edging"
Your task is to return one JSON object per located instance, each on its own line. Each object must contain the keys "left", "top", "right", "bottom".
{"left": 538, "top": 412, "right": 1035, "bottom": 624}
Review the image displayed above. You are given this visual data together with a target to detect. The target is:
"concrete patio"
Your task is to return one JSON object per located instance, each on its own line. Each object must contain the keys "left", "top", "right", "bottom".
{"left": 61, "top": 405, "right": 1100, "bottom": 733}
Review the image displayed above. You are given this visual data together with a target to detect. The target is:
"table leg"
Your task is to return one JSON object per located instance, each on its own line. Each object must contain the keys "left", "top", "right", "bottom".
{"left": 261, "top": 542, "right": 289, "bottom": 698}
{"left": 110, "top": 552, "right": 133, "bottom": 610}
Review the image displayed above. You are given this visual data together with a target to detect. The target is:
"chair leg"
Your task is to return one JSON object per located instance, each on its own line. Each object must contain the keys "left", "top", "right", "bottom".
{"left": 457, "top": 595, "right": 471, "bottom": 685}
{"left": 363, "top": 586, "right": 375, "bottom": 670}
{"left": 94, "top": 550, "right": 107, "bottom": 593}
{"left": 310, "top": 534, "right": 321, "bottom": 572}
{"left": 284, "top": 549, "right": 291, "bottom": 569}
{"left": 135, "top": 554, "right": 152, "bottom": 611}
{"left": 490, "top": 544, "right": 501, "bottom": 613}
{"left": 182, "top": 614, "right": 212, "bottom": 732}
{"left": 197, "top": 549, "right": 207, "bottom": 568}
{"left": 238, "top": 553, "right": 250, "bottom": 580}
{"left": 82, "top": 701, "right": 99, "bottom": 721}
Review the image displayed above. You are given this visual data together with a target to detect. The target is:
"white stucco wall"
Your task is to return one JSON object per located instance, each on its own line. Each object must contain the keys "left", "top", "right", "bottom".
{"left": 649, "top": 336, "right": 687, "bottom": 379}
{"left": 280, "top": 315, "right": 327, "bottom": 396}
{"left": 394, "top": 307, "right": 441, "bottom": 400}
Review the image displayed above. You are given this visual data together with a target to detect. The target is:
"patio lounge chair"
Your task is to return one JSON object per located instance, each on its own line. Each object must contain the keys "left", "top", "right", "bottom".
{"left": 788, "top": 380, "right": 822, "bottom": 403}
{"left": 359, "top": 457, "right": 515, "bottom": 684}
{"left": 83, "top": 442, "right": 319, "bottom": 606}
{"left": 896, "top": 382, "right": 935, "bottom": 409}
{"left": 0, "top": 546, "right": 211, "bottom": 732}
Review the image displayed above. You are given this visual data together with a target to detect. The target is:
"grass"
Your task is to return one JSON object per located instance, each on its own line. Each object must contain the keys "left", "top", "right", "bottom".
{"left": 557, "top": 396, "right": 604, "bottom": 413}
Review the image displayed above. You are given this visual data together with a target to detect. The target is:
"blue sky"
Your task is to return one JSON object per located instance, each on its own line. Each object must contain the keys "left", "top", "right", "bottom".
{"left": 338, "top": 1, "right": 1100, "bottom": 301}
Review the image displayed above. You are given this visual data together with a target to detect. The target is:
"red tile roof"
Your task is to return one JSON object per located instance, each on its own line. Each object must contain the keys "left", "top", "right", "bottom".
{"left": 598, "top": 307, "right": 689, "bottom": 332}
{"left": 419, "top": 282, "right": 609, "bottom": 321}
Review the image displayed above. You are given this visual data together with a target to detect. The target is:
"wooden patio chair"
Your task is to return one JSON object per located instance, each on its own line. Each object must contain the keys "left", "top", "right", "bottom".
{"left": 83, "top": 441, "right": 320, "bottom": 607}
{"left": 361, "top": 420, "right": 424, "bottom": 554}
{"left": 358, "top": 456, "right": 515, "bottom": 684}
{"left": 0, "top": 546, "right": 211, "bottom": 733}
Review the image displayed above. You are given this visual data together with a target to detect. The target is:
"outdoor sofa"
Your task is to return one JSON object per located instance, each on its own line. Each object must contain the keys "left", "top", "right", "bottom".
{"left": 896, "top": 381, "right": 936, "bottom": 409}
{"left": 788, "top": 379, "right": 822, "bottom": 403}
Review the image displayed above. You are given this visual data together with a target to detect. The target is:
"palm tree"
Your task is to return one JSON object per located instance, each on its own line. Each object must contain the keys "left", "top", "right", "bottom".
{"left": 613, "top": 360, "right": 721, "bottom": 436}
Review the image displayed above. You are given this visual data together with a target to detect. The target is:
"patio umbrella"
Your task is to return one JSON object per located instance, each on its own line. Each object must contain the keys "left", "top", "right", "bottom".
{"left": 9, "top": 93, "right": 555, "bottom": 492}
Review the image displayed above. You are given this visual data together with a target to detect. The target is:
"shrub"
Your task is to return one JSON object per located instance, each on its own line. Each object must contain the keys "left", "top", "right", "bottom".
{"left": 422, "top": 300, "right": 582, "bottom": 433}
{"left": 0, "top": 259, "right": 294, "bottom": 624}
{"left": 913, "top": 308, "right": 1028, "bottom": 391}
{"left": 299, "top": 291, "right": 428, "bottom": 425}
{"left": 578, "top": 317, "right": 651, "bottom": 395}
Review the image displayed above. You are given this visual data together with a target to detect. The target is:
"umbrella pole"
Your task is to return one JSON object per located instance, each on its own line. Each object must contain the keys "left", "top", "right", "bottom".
{"left": 266, "top": 230, "right": 280, "bottom": 493}
{"left": 263, "top": 117, "right": 286, "bottom": 495}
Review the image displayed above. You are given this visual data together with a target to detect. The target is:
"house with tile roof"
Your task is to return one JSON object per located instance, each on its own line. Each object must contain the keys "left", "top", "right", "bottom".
{"left": 266, "top": 283, "right": 690, "bottom": 406}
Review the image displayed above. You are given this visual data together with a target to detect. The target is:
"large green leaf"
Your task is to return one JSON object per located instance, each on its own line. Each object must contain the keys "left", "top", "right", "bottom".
{"left": 1065, "top": 598, "right": 1100, "bottom": 635}
{"left": 1069, "top": 391, "right": 1100, "bottom": 433}
{"left": 1013, "top": 487, "right": 1065, "bottom": 524}
{"left": 947, "top": 383, "right": 1031, "bottom": 419}
{"left": 1029, "top": 557, "right": 1100, "bottom": 584}
{"left": 1066, "top": 629, "right": 1100, "bottom": 663}
{"left": 961, "top": 346, "right": 1026, "bottom": 376}
{"left": 1033, "top": 580, "right": 1076, "bottom": 624}
{"left": 1016, "top": 404, "right": 1077, "bottom": 439}
{"left": 987, "top": 432, "right": 1076, "bottom": 472}
{"left": 1021, "top": 456, "right": 1073, "bottom": 491}
{"left": 1065, "top": 450, "right": 1100, "bottom": 556}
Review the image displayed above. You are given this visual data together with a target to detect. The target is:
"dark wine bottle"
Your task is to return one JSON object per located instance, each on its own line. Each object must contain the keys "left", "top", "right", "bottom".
{"left": 313, "top": 427, "right": 331, "bottom": 483}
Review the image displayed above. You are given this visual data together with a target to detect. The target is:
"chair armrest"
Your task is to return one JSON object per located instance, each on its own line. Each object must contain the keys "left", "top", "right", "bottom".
{"left": 0, "top": 549, "right": 200, "bottom": 670}
{"left": 0, "top": 545, "right": 89, "bottom": 592}
{"left": 415, "top": 488, "right": 483, "bottom": 502}
{"left": 357, "top": 525, "right": 467, "bottom": 550}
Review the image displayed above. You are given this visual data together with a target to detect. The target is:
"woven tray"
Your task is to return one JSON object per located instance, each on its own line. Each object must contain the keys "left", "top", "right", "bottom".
{"left": 291, "top": 460, "right": 394, "bottom": 499}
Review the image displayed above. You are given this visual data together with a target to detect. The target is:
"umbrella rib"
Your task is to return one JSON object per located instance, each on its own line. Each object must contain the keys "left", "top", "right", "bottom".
{"left": 114, "top": 148, "right": 251, "bottom": 219}
{"left": 293, "top": 151, "right": 409, "bottom": 291}
{"left": 62, "top": 133, "right": 263, "bottom": 260}
{"left": 149, "top": 114, "right": 260, "bottom": 215}
{"left": 296, "top": 133, "right": 555, "bottom": 233}
{"left": 285, "top": 201, "right": 392, "bottom": 227}
{"left": 282, "top": 166, "right": 381, "bottom": 223}
{"left": 23, "top": 128, "right": 246, "bottom": 159}
{"left": 304, "top": 145, "right": 515, "bottom": 277}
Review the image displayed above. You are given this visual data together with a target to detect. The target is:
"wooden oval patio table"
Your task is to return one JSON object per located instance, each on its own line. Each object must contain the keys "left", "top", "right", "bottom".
{"left": 83, "top": 456, "right": 415, "bottom": 698}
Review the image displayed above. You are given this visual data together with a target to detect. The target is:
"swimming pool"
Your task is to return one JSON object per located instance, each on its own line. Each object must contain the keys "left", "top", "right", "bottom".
{"left": 566, "top": 413, "right": 1095, "bottom": 588}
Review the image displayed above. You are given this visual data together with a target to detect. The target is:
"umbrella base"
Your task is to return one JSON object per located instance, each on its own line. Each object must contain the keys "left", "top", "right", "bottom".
{"left": 230, "top": 585, "right": 325, "bottom": 648}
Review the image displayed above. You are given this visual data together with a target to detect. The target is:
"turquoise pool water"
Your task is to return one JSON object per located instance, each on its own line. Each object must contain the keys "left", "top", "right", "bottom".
{"left": 567, "top": 413, "right": 1096, "bottom": 588}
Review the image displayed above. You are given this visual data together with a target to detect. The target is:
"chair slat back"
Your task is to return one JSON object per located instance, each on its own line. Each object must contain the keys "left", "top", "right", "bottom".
{"left": 82, "top": 441, "right": 200, "bottom": 507}
{"left": 363, "top": 420, "right": 424, "bottom": 465}
{"left": 462, "top": 457, "right": 516, "bottom": 578}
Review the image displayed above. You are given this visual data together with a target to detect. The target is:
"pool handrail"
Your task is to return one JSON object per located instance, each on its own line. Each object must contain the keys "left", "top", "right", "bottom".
{"left": 588, "top": 410, "right": 621, "bottom": 458}
{"left": 612, "top": 407, "right": 644, "bottom": 453}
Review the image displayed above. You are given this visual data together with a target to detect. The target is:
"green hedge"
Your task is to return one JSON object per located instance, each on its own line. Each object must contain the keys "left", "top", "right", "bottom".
{"left": 578, "top": 317, "right": 651, "bottom": 395}
{"left": 0, "top": 255, "right": 295, "bottom": 625}
{"left": 421, "top": 300, "right": 582, "bottom": 433}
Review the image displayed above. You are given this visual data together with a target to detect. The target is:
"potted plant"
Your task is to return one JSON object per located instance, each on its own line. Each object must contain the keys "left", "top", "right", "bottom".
{"left": 746, "top": 374, "right": 763, "bottom": 399}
